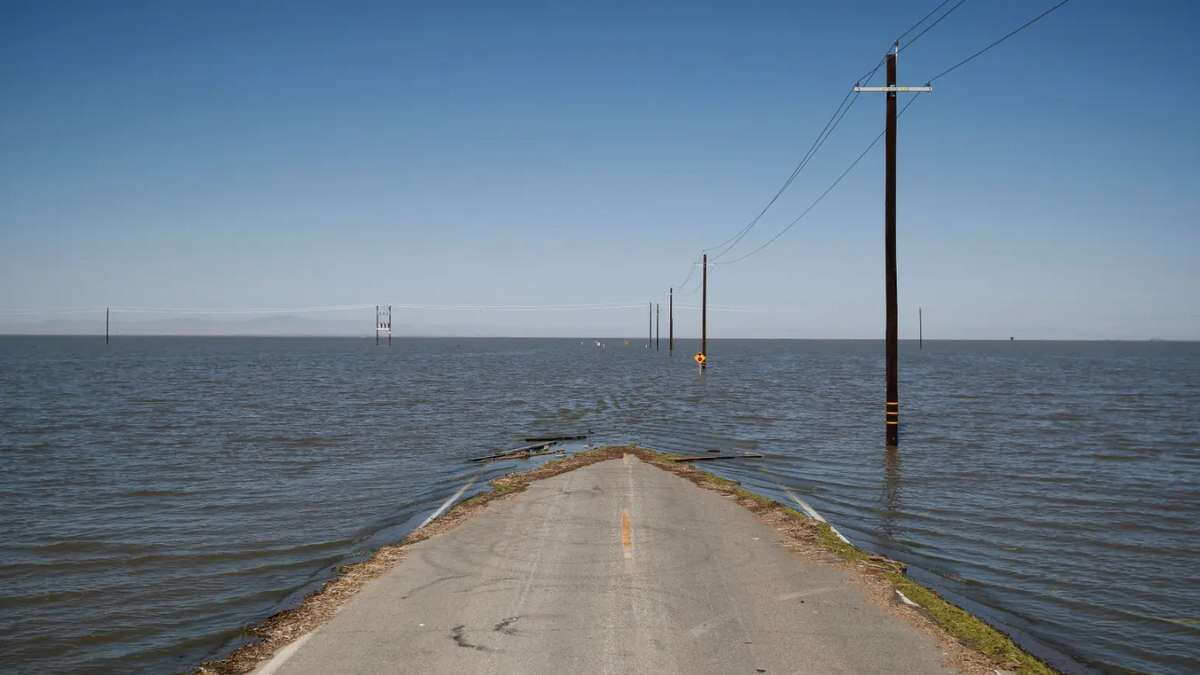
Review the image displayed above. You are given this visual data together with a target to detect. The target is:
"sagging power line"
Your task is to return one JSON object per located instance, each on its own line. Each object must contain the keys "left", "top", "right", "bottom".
{"left": 712, "top": 95, "right": 922, "bottom": 267}
{"left": 701, "top": 0, "right": 1072, "bottom": 266}
{"left": 704, "top": 0, "right": 973, "bottom": 264}
{"left": 927, "top": 0, "right": 1072, "bottom": 82}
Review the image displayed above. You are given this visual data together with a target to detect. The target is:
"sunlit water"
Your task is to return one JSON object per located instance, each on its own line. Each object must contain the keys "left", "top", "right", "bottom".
{"left": 1, "top": 337, "right": 1197, "bottom": 674}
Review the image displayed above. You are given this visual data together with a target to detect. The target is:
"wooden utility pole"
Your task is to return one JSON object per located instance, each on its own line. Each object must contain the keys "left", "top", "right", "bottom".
{"left": 700, "top": 253, "right": 708, "bottom": 369}
{"left": 656, "top": 304, "right": 660, "bottom": 351}
{"left": 919, "top": 307, "right": 923, "bottom": 350}
{"left": 648, "top": 302, "right": 652, "bottom": 347}
{"left": 855, "top": 43, "right": 931, "bottom": 447}
{"left": 105, "top": 307, "right": 109, "bottom": 345}
{"left": 669, "top": 287, "right": 674, "bottom": 352}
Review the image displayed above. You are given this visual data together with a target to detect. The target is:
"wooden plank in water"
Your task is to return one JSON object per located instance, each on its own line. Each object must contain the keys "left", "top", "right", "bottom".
{"left": 469, "top": 442, "right": 555, "bottom": 462}
{"left": 523, "top": 434, "right": 589, "bottom": 442}
{"left": 672, "top": 453, "right": 763, "bottom": 462}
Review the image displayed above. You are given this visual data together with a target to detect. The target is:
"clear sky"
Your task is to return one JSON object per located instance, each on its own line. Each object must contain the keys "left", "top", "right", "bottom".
{"left": 1, "top": 1, "right": 1197, "bottom": 338}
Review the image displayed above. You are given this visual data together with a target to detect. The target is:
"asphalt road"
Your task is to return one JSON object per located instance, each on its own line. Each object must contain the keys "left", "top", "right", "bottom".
{"left": 262, "top": 455, "right": 957, "bottom": 674}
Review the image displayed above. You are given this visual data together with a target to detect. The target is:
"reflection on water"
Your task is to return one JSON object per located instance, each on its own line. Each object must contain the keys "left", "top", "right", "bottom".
{"left": 880, "top": 448, "right": 902, "bottom": 539}
{"left": 1, "top": 336, "right": 1198, "bottom": 674}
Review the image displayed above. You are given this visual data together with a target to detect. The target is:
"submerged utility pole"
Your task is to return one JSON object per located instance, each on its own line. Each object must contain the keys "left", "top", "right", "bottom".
{"left": 669, "top": 287, "right": 674, "bottom": 352}
{"left": 696, "top": 253, "right": 708, "bottom": 369}
{"left": 375, "top": 305, "right": 392, "bottom": 347}
{"left": 105, "top": 307, "right": 109, "bottom": 345}
{"left": 648, "top": 302, "right": 652, "bottom": 348}
{"left": 656, "top": 303, "right": 660, "bottom": 351}
{"left": 919, "top": 307, "right": 923, "bottom": 350}
{"left": 855, "top": 43, "right": 932, "bottom": 447}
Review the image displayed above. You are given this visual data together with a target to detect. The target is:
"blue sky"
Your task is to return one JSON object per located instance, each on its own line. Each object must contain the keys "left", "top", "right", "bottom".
{"left": 1, "top": 0, "right": 1197, "bottom": 338}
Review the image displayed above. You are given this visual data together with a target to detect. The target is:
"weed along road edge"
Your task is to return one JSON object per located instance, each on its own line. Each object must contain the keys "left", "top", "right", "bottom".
{"left": 199, "top": 447, "right": 1053, "bottom": 675}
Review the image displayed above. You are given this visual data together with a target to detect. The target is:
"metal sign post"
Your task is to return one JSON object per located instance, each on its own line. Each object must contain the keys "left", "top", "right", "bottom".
{"left": 695, "top": 253, "right": 708, "bottom": 370}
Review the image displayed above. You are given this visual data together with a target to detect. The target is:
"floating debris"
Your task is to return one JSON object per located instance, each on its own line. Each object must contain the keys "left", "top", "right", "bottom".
{"left": 672, "top": 453, "right": 763, "bottom": 462}
{"left": 523, "top": 433, "right": 589, "bottom": 442}
{"left": 469, "top": 442, "right": 556, "bottom": 463}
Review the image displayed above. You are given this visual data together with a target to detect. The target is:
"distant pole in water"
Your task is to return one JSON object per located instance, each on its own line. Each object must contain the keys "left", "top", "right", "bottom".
{"left": 656, "top": 303, "right": 660, "bottom": 351}
{"left": 375, "top": 305, "right": 392, "bottom": 346}
{"left": 105, "top": 307, "right": 109, "bottom": 345}
{"left": 854, "top": 43, "right": 930, "bottom": 447}
{"left": 648, "top": 302, "right": 652, "bottom": 348}
{"left": 669, "top": 287, "right": 674, "bottom": 352}
{"left": 919, "top": 307, "right": 923, "bottom": 350}
{"left": 701, "top": 253, "right": 707, "bottom": 369}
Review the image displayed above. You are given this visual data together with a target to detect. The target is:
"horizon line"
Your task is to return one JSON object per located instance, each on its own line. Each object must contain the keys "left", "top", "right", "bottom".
{"left": 0, "top": 334, "right": 1194, "bottom": 343}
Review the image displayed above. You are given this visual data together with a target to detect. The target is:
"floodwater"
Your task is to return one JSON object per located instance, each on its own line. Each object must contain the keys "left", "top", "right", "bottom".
{"left": 1, "top": 337, "right": 1197, "bottom": 674}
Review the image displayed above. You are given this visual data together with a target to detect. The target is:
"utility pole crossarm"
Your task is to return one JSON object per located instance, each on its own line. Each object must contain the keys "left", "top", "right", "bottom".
{"left": 854, "top": 85, "right": 932, "bottom": 93}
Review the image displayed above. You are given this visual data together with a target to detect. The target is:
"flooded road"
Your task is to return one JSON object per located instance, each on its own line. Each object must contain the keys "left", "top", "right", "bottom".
{"left": 1, "top": 337, "right": 1197, "bottom": 673}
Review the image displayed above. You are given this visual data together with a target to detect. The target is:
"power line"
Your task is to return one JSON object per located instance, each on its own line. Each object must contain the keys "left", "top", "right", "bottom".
{"left": 389, "top": 303, "right": 647, "bottom": 312}
{"left": 705, "top": 0, "right": 975, "bottom": 263}
{"left": 854, "top": 0, "right": 962, "bottom": 85}
{"left": 673, "top": 255, "right": 700, "bottom": 293}
{"left": 677, "top": 266, "right": 710, "bottom": 298}
{"left": 895, "top": 0, "right": 957, "bottom": 44}
{"left": 928, "top": 0, "right": 1072, "bottom": 82}
{"left": 903, "top": 0, "right": 970, "bottom": 51}
{"left": 1, "top": 302, "right": 652, "bottom": 315}
{"left": 856, "top": 59, "right": 886, "bottom": 89}
{"left": 704, "top": 87, "right": 860, "bottom": 259}
{"left": 95, "top": 304, "right": 376, "bottom": 315}
{"left": 714, "top": 95, "right": 924, "bottom": 266}
{"left": 702, "top": 0, "right": 1071, "bottom": 268}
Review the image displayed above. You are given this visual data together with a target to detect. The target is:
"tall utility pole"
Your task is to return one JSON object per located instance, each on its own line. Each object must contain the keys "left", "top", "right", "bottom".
{"left": 700, "top": 253, "right": 708, "bottom": 369}
{"left": 105, "top": 307, "right": 109, "bottom": 345}
{"left": 668, "top": 287, "right": 674, "bottom": 352}
{"left": 855, "top": 43, "right": 931, "bottom": 447}
{"left": 919, "top": 307, "right": 923, "bottom": 350}
{"left": 648, "top": 302, "right": 652, "bottom": 347}
{"left": 656, "top": 304, "right": 660, "bottom": 351}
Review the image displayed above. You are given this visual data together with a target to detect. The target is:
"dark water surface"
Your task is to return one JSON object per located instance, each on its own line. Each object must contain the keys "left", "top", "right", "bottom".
{"left": 1, "top": 337, "right": 1198, "bottom": 674}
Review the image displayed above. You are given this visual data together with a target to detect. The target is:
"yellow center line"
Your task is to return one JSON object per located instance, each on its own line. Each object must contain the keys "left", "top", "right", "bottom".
{"left": 621, "top": 509, "right": 633, "bottom": 559}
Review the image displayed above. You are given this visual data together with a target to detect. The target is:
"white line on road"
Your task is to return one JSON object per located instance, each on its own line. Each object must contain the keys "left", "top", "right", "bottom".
{"left": 418, "top": 477, "right": 478, "bottom": 531}
{"left": 779, "top": 485, "right": 852, "bottom": 545}
{"left": 251, "top": 632, "right": 313, "bottom": 675}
